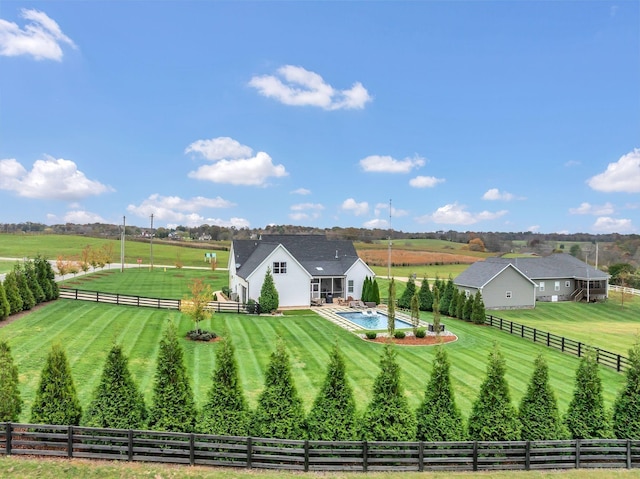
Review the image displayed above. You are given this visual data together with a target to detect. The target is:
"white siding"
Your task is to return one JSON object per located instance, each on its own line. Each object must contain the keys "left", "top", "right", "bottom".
{"left": 345, "top": 259, "right": 375, "bottom": 300}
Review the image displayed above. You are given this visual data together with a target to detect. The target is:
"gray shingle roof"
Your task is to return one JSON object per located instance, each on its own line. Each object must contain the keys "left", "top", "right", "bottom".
{"left": 454, "top": 253, "right": 609, "bottom": 288}
{"left": 233, "top": 235, "right": 361, "bottom": 278}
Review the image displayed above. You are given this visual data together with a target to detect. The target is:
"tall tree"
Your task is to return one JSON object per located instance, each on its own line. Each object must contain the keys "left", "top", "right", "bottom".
{"left": 307, "top": 342, "right": 358, "bottom": 441}
{"left": 258, "top": 267, "right": 279, "bottom": 313}
{"left": 467, "top": 344, "right": 520, "bottom": 441}
{"left": 387, "top": 278, "right": 396, "bottom": 338}
{"left": 199, "top": 336, "right": 251, "bottom": 436}
{"left": 361, "top": 276, "right": 371, "bottom": 302}
{"left": 252, "top": 339, "right": 306, "bottom": 439}
{"left": 361, "top": 344, "right": 416, "bottom": 441}
{"left": 463, "top": 294, "right": 474, "bottom": 322}
{"left": 371, "top": 278, "right": 381, "bottom": 304}
{"left": 471, "top": 291, "right": 486, "bottom": 325}
{"left": 448, "top": 288, "right": 459, "bottom": 318}
{"left": 564, "top": 349, "right": 610, "bottom": 439}
{"left": 398, "top": 276, "right": 416, "bottom": 309}
{"left": 0, "top": 340, "right": 23, "bottom": 421}
{"left": 3, "top": 271, "right": 23, "bottom": 315}
{"left": 432, "top": 285, "right": 441, "bottom": 335}
{"left": 0, "top": 282, "right": 10, "bottom": 321}
{"left": 180, "top": 278, "right": 213, "bottom": 334}
{"left": 148, "top": 322, "right": 197, "bottom": 432}
{"left": 14, "top": 263, "right": 35, "bottom": 311}
{"left": 410, "top": 289, "right": 420, "bottom": 335}
{"left": 613, "top": 339, "right": 640, "bottom": 439}
{"left": 24, "top": 259, "right": 45, "bottom": 304}
{"left": 415, "top": 346, "right": 465, "bottom": 441}
{"left": 83, "top": 344, "right": 147, "bottom": 429}
{"left": 456, "top": 292, "right": 465, "bottom": 319}
{"left": 418, "top": 277, "right": 433, "bottom": 312}
{"left": 31, "top": 344, "right": 82, "bottom": 425}
{"left": 34, "top": 255, "right": 58, "bottom": 301}
{"left": 440, "top": 277, "right": 454, "bottom": 314}
{"left": 518, "top": 354, "right": 564, "bottom": 440}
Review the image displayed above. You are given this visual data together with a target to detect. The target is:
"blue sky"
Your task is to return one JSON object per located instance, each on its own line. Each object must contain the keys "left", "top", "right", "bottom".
{"left": 1, "top": 1, "right": 639, "bottom": 234}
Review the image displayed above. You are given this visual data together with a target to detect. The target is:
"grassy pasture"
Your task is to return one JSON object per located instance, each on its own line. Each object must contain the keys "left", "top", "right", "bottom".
{"left": 0, "top": 297, "right": 626, "bottom": 424}
{"left": 0, "top": 233, "right": 229, "bottom": 268}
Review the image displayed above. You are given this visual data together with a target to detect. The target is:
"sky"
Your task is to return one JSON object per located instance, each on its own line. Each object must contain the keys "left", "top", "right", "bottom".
{"left": 0, "top": 1, "right": 639, "bottom": 234}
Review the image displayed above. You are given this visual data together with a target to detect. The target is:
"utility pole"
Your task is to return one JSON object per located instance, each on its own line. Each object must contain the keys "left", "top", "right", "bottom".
{"left": 120, "top": 216, "right": 125, "bottom": 273}
{"left": 387, "top": 199, "right": 392, "bottom": 280}
{"left": 150, "top": 213, "right": 154, "bottom": 271}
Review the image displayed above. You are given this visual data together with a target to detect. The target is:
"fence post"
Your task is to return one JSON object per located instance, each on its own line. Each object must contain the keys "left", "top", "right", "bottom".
{"left": 189, "top": 434, "right": 195, "bottom": 465}
{"left": 578, "top": 343, "right": 582, "bottom": 358}
{"left": 500, "top": 317, "right": 503, "bottom": 330}
{"left": 547, "top": 332, "right": 550, "bottom": 347}
{"left": 618, "top": 355, "right": 622, "bottom": 372}
{"left": 562, "top": 337, "right": 565, "bottom": 352}
{"left": 362, "top": 440, "right": 368, "bottom": 472}
{"left": 5, "top": 423, "right": 11, "bottom": 455}
{"left": 68, "top": 426, "right": 73, "bottom": 458}
{"left": 128, "top": 430, "right": 133, "bottom": 461}
{"left": 627, "top": 439, "right": 631, "bottom": 469}
{"left": 533, "top": 329, "right": 537, "bottom": 343}
{"left": 418, "top": 441, "right": 424, "bottom": 472}
{"left": 473, "top": 441, "right": 478, "bottom": 471}
{"left": 304, "top": 440, "right": 309, "bottom": 472}
{"left": 575, "top": 439, "right": 581, "bottom": 469}
{"left": 525, "top": 441, "right": 530, "bottom": 470}
{"left": 246, "top": 437, "right": 252, "bottom": 469}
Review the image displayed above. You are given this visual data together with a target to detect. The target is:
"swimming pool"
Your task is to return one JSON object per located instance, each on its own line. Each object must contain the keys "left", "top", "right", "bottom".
{"left": 336, "top": 311, "right": 413, "bottom": 330}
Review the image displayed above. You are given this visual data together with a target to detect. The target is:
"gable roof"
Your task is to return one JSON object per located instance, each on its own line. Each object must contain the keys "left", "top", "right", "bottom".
{"left": 454, "top": 253, "right": 609, "bottom": 288}
{"left": 232, "top": 234, "right": 363, "bottom": 278}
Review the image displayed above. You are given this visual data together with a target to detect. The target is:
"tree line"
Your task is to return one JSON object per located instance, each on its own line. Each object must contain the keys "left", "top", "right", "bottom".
{"left": 2, "top": 322, "right": 640, "bottom": 442}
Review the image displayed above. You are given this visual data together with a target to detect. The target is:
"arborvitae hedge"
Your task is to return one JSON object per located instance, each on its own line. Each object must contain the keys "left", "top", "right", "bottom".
{"left": 83, "top": 344, "right": 147, "bottom": 429}
{"left": 416, "top": 346, "right": 465, "bottom": 441}
{"left": 418, "top": 277, "right": 433, "bottom": 312}
{"left": 518, "top": 354, "right": 565, "bottom": 440}
{"left": 613, "top": 340, "right": 640, "bottom": 439}
{"left": 35, "top": 255, "right": 57, "bottom": 301}
{"left": 0, "top": 340, "right": 22, "bottom": 421}
{"left": 148, "top": 322, "right": 197, "bottom": 433}
{"left": 14, "top": 264, "right": 35, "bottom": 311}
{"left": 360, "top": 344, "right": 417, "bottom": 441}
{"left": 397, "top": 276, "right": 416, "bottom": 309}
{"left": 372, "top": 279, "right": 380, "bottom": 304}
{"left": 564, "top": 349, "right": 611, "bottom": 439}
{"left": 471, "top": 291, "right": 486, "bottom": 325}
{"left": 440, "top": 278, "right": 454, "bottom": 314}
{"left": 0, "top": 282, "right": 9, "bottom": 320}
{"left": 448, "top": 288, "right": 459, "bottom": 318}
{"left": 24, "top": 260, "right": 45, "bottom": 304}
{"left": 258, "top": 267, "right": 279, "bottom": 313}
{"left": 307, "top": 342, "right": 358, "bottom": 441}
{"left": 30, "top": 344, "right": 82, "bottom": 426}
{"left": 467, "top": 345, "right": 520, "bottom": 441}
{"left": 3, "top": 271, "right": 23, "bottom": 315}
{"left": 199, "top": 337, "right": 251, "bottom": 436}
{"left": 463, "top": 294, "right": 473, "bottom": 321}
{"left": 251, "top": 339, "right": 306, "bottom": 439}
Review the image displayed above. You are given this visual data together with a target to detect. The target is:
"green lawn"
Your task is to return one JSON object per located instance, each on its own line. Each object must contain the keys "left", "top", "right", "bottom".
{"left": 0, "top": 299, "right": 626, "bottom": 424}
{"left": 492, "top": 293, "right": 640, "bottom": 356}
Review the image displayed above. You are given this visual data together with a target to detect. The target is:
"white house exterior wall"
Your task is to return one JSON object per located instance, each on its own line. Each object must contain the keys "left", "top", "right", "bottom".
{"left": 345, "top": 259, "right": 375, "bottom": 300}
{"left": 247, "top": 247, "right": 311, "bottom": 308}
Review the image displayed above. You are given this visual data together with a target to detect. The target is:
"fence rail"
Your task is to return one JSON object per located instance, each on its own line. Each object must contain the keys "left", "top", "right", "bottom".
{"left": 58, "top": 288, "right": 256, "bottom": 314}
{"left": 485, "top": 314, "right": 629, "bottom": 372}
{"left": 610, "top": 285, "right": 640, "bottom": 297}
{"left": 2, "top": 423, "right": 640, "bottom": 472}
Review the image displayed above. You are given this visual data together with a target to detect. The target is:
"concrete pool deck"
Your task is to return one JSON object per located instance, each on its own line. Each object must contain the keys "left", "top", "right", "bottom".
{"left": 311, "top": 305, "right": 430, "bottom": 334}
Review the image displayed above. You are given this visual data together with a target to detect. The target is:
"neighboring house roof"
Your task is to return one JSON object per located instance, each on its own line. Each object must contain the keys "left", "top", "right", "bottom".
{"left": 454, "top": 262, "right": 535, "bottom": 289}
{"left": 454, "top": 253, "right": 609, "bottom": 289}
{"left": 232, "top": 235, "right": 364, "bottom": 279}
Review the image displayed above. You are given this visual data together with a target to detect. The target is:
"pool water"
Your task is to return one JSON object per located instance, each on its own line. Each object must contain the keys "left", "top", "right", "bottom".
{"left": 336, "top": 311, "right": 413, "bottom": 330}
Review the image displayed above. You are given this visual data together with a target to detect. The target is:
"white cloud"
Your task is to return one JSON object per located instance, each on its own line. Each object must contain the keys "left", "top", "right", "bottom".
{"left": 166, "top": 217, "right": 250, "bottom": 229}
{"left": 587, "top": 149, "right": 640, "bottom": 193}
{"left": 289, "top": 202, "right": 324, "bottom": 221}
{"left": 363, "top": 218, "right": 389, "bottom": 229}
{"left": 249, "top": 65, "right": 372, "bottom": 110}
{"left": 564, "top": 160, "right": 581, "bottom": 168}
{"left": 63, "top": 210, "right": 106, "bottom": 224}
{"left": 186, "top": 137, "right": 288, "bottom": 186}
{"left": 127, "top": 194, "right": 236, "bottom": 226}
{"left": 291, "top": 187, "right": 311, "bottom": 195}
{"left": 0, "top": 156, "right": 113, "bottom": 200}
{"left": 373, "top": 202, "right": 409, "bottom": 217}
{"left": 360, "top": 155, "right": 425, "bottom": 173}
{"left": 527, "top": 225, "right": 541, "bottom": 233}
{"left": 416, "top": 202, "right": 508, "bottom": 225}
{"left": 341, "top": 198, "right": 369, "bottom": 216}
{"left": 593, "top": 216, "right": 634, "bottom": 233}
{"left": 482, "top": 188, "right": 515, "bottom": 201}
{"left": 0, "top": 8, "right": 76, "bottom": 61}
{"left": 409, "top": 175, "right": 445, "bottom": 188}
{"left": 184, "top": 137, "right": 253, "bottom": 161}
{"left": 569, "top": 202, "right": 615, "bottom": 215}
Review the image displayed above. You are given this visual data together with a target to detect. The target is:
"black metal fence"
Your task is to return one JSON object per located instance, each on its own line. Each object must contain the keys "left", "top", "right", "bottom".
{"left": 484, "top": 314, "right": 629, "bottom": 372}
{"left": 58, "top": 288, "right": 256, "bottom": 314}
{"left": 2, "top": 423, "right": 639, "bottom": 472}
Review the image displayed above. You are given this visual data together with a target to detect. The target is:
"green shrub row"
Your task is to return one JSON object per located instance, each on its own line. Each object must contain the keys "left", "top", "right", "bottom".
{"left": 0, "top": 256, "right": 58, "bottom": 321}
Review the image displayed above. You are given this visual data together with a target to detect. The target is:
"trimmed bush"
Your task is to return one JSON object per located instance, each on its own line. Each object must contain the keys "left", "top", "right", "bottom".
{"left": 415, "top": 328, "right": 426, "bottom": 338}
{"left": 360, "top": 344, "right": 417, "bottom": 441}
{"left": 199, "top": 336, "right": 251, "bottom": 436}
{"left": 0, "top": 282, "right": 9, "bottom": 320}
{"left": 83, "top": 344, "right": 147, "bottom": 429}
{"left": 14, "top": 264, "right": 35, "bottom": 311}
{"left": 148, "top": 322, "right": 197, "bottom": 433}
{"left": 418, "top": 277, "right": 433, "bottom": 312}
{"left": 307, "top": 342, "right": 358, "bottom": 441}
{"left": 398, "top": 276, "right": 416, "bottom": 309}
{"left": 613, "top": 339, "right": 640, "bottom": 439}
{"left": 394, "top": 331, "right": 406, "bottom": 339}
{"left": 471, "top": 290, "right": 486, "bottom": 325}
{"left": 251, "top": 339, "right": 306, "bottom": 439}
{"left": 416, "top": 346, "right": 465, "bottom": 441}
{"left": 30, "top": 344, "right": 82, "bottom": 425}
{"left": 24, "top": 260, "right": 45, "bottom": 304}
{"left": 258, "top": 267, "right": 279, "bottom": 313}
{"left": 0, "top": 340, "right": 22, "bottom": 421}
{"left": 365, "top": 331, "right": 377, "bottom": 340}
{"left": 187, "top": 330, "right": 216, "bottom": 341}
{"left": 3, "top": 271, "right": 23, "bottom": 315}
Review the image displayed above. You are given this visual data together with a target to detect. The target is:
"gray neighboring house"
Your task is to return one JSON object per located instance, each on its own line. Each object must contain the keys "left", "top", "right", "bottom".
{"left": 228, "top": 234, "right": 375, "bottom": 309}
{"left": 453, "top": 253, "right": 609, "bottom": 310}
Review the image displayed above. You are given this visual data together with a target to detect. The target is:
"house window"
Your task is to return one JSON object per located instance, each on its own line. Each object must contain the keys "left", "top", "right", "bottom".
{"left": 565, "top": 281, "right": 571, "bottom": 288}
{"left": 539, "top": 282, "right": 545, "bottom": 292}
{"left": 506, "top": 291, "right": 512, "bottom": 299}
{"left": 273, "top": 262, "right": 287, "bottom": 274}
{"left": 348, "top": 280, "right": 354, "bottom": 293}
{"left": 555, "top": 281, "right": 560, "bottom": 291}
{"left": 465, "top": 290, "right": 471, "bottom": 298}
